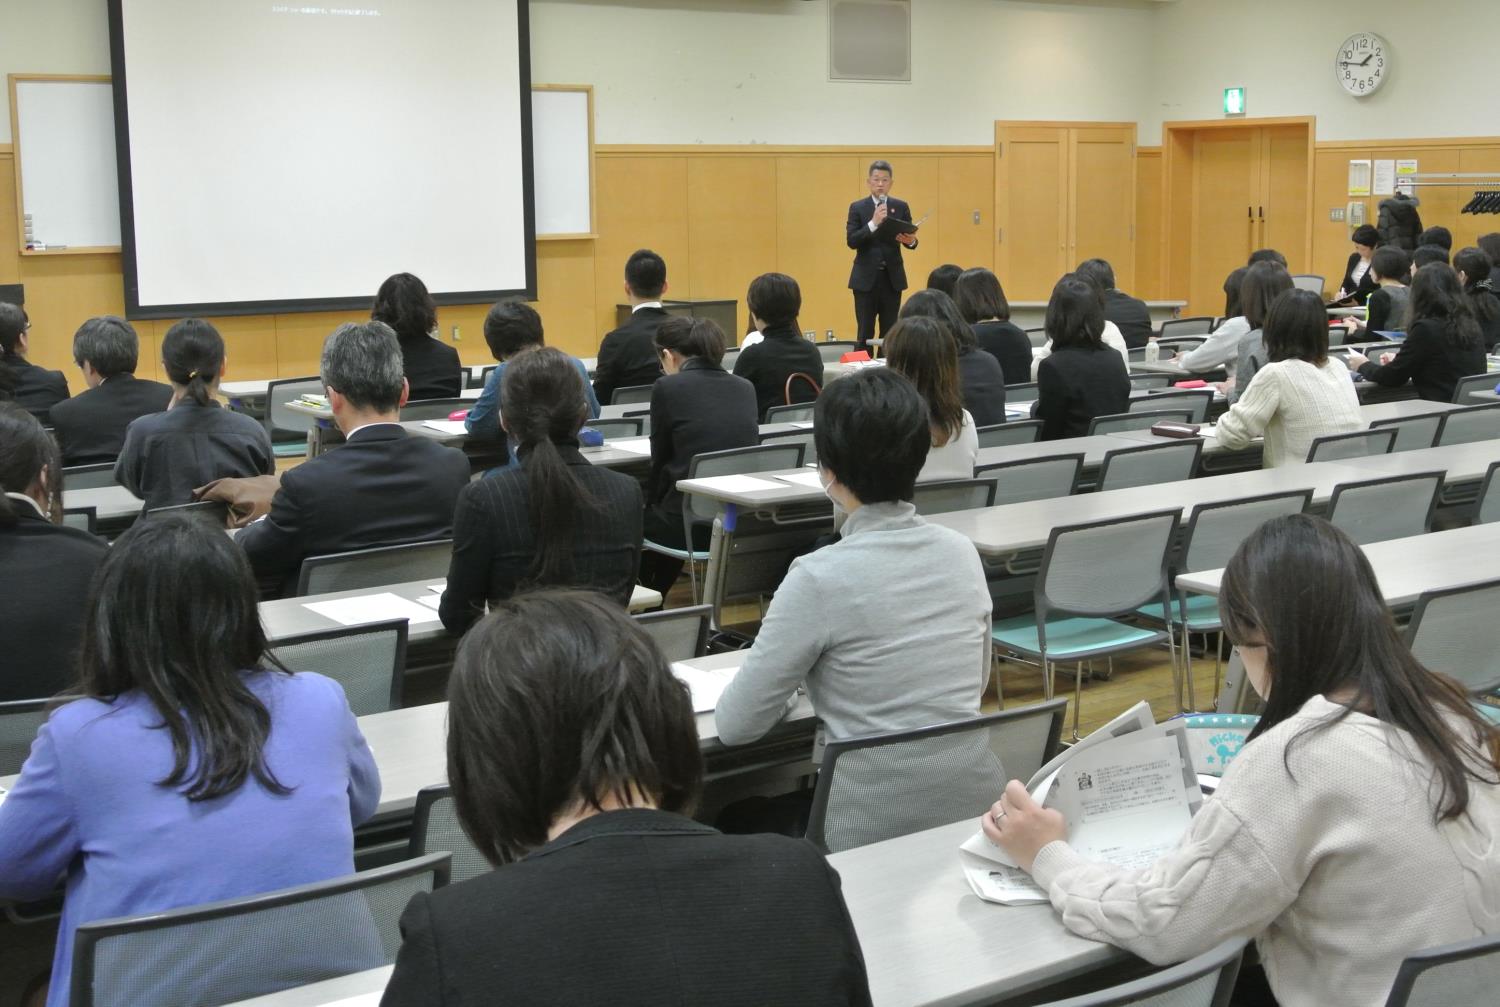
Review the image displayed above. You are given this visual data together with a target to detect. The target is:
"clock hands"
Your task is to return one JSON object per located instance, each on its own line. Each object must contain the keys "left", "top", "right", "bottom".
{"left": 1339, "top": 55, "right": 1375, "bottom": 68}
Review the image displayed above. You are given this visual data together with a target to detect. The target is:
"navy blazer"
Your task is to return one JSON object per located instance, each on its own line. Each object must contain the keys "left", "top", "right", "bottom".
{"left": 648, "top": 359, "right": 760, "bottom": 512}
{"left": 593, "top": 306, "right": 669, "bottom": 406}
{"left": 398, "top": 336, "right": 463, "bottom": 401}
{"left": 115, "top": 399, "right": 274, "bottom": 511}
{"left": 846, "top": 195, "right": 915, "bottom": 292}
{"left": 49, "top": 373, "right": 173, "bottom": 465}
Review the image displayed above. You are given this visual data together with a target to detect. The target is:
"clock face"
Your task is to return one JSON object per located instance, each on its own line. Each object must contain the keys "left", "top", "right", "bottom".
{"left": 1336, "top": 32, "right": 1388, "bottom": 96}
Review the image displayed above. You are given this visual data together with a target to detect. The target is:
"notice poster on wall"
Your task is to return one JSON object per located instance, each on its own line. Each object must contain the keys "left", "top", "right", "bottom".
{"left": 1348, "top": 159, "right": 1373, "bottom": 197}
{"left": 1396, "top": 159, "right": 1419, "bottom": 195}
{"left": 1373, "top": 160, "right": 1396, "bottom": 196}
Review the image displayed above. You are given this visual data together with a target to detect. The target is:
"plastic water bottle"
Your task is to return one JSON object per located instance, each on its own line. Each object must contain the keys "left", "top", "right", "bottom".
{"left": 1144, "top": 338, "right": 1160, "bottom": 363}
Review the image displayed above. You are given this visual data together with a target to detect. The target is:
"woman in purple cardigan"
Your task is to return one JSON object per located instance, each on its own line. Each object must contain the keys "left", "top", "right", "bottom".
{"left": 0, "top": 512, "right": 381, "bottom": 1007}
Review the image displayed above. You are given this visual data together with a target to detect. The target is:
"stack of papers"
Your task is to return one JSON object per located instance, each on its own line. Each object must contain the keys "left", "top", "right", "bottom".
{"left": 671, "top": 661, "right": 739, "bottom": 714}
{"left": 776, "top": 470, "right": 827, "bottom": 489}
{"left": 609, "top": 437, "right": 653, "bottom": 455}
{"left": 304, "top": 592, "right": 442, "bottom": 627}
{"left": 421, "top": 420, "right": 469, "bottom": 435}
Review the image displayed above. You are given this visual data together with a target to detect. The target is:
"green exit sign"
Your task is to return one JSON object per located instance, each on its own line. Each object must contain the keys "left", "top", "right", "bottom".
{"left": 1224, "top": 87, "right": 1247, "bottom": 116}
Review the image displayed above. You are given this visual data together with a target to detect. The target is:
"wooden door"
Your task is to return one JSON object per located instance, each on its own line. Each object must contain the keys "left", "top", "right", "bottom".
{"left": 1069, "top": 125, "right": 1137, "bottom": 291}
{"left": 996, "top": 125, "right": 1069, "bottom": 299}
{"left": 1258, "top": 126, "right": 1311, "bottom": 273}
{"left": 1189, "top": 130, "right": 1261, "bottom": 316}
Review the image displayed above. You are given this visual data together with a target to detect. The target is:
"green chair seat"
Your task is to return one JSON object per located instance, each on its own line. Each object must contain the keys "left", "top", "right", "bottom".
{"left": 992, "top": 614, "right": 1167, "bottom": 662}
{"left": 1138, "top": 594, "right": 1221, "bottom": 632}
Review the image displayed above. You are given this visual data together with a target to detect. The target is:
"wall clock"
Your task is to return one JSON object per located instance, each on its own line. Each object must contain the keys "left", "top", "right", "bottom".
{"left": 1336, "top": 32, "right": 1389, "bottom": 97}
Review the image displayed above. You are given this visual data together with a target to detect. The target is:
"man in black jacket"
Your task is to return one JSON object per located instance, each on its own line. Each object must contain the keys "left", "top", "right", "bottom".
{"left": 235, "top": 321, "right": 470, "bottom": 597}
{"left": 593, "top": 249, "right": 669, "bottom": 406}
{"left": 0, "top": 303, "right": 69, "bottom": 424}
{"left": 1077, "top": 258, "right": 1153, "bottom": 349}
{"left": 49, "top": 316, "right": 173, "bottom": 465}
{"left": 847, "top": 160, "right": 918, "bottom": 352}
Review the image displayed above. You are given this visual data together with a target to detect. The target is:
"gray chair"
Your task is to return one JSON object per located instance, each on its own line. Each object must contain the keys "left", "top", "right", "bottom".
{"left": 620, "top": 408, "right": 652, "bottom": 436}
{"left": 634, "top": 604, "right": 711, "bottom": 662}
{"left": 1033, "top": 937, "right": 1246, "bottom": 1007}
{"left": 1290, "top": 274, "right": 1325, "bottom": 294}
{"left": 400, "top": 398, "right": 469, "bottom": 422}
{"left": 975, "top": 420, "right": 1042, "bottom": 448}
{"left": 1437, "top": 402, "right": 1500, "bottom": 445}
{"left": 410, "top": 785, "right": 490, "bottom": 885}
{"left": 1476, "top": 461, "right": 1500, "bottom": 525}
{"left": 765, "top": 403, "right": 815, "bottom": 424}
{"left": 1131, "top": 389, "right": 1214, "bottom": 423}
{"left": 1326, "top": 472, "right": 1443, "bottom": 546}
{"left": 588, "top": 417, "right": 645, "bottom": 440}
{"left": 266, "top": 619, "right": 408, "bottom": 717}
{"left": 611, "top": 384, "right": 655, "bottom": 406}
{"left": 1403, "top": 579, "right": 1500, "bottom": 694}
{"left": 759, "top": 428, "right": 817, "bottom": 463}
{"left": 0, "top": 698, "right": 49, "bottom": 776}
{"left": 1159, "top": 316, "right": 1216, "bottom": 339}
{"left": 1088, "top": 408, "right": 1194, "bottom": 436}
{"left": 1025, "top": 327, "right": 1047, "bottom": 348}
{"left": 1006, "top": 381, "right": 1039, "bottom": 398}
{"left": 977, "top": 453, "right": 1083, "bottom": 506}
{"left": 1450, "top": 372, "right": 1500, "bottom": 405}
{"left": 62, "top": 507, "right": 98, "bottom": 534}
{"left": 804, "top": 700, "right": 1066, "bottom": 854}
{"left": 1371, "top": 414, "right": 1440, "bottom": 453}
{"left": 1305, "top": 427, "right": 1397, "bottom": 463}
{"left": 472, "top": 364, "right": 497, "bottom": 389}
{"left": 911, "top": 478, "right": 996, "bottom": 516}
{"left": 1095, "top": 440, "right": 1202, "bottom": 492}
{"left": 1129, "top": 373, "right": 1172, "bottom": 391}
{"left": 70, "top": 854, "right": 450, "bottom": 1007}
{"left": 265, "top": 375, "right": 325, "bottom": 447}
{"left": 60, "top": 462, "right": 118, "bottom": 490}
{"left": 1383, "top": 932, "right": 1500, "bottom": 1007}
{"left": 295, "top": 539, "right": 454, "bottom": 597}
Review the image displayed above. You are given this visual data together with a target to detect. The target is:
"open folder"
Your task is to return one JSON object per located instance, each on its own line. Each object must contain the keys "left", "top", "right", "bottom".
{"left": 957, "top": 701, "right": 1200, "bottom": 905}
{"left": 879, "top": 212, "right": 929, "bottom": 236}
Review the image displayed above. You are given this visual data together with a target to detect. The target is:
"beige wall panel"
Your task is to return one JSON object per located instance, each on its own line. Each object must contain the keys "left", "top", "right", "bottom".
{"left": 936, "top": 155, "right": 996, "bottom": 274}
{"left": 1135, "top": 151, "right": 1163, "bottom": 299}
{"left": 685, "top": 156, "right": 777, "bottom": 339}
{"left": 592, "top": 156, "right": 689, "bottom": 338}
{"left": 776, "top": 155, "right": 863, "bottom": 340}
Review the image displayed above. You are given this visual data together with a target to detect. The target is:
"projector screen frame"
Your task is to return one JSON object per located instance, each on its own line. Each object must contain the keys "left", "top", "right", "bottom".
{"left": 106, "top": 0, "right": 538, "bottom": 321}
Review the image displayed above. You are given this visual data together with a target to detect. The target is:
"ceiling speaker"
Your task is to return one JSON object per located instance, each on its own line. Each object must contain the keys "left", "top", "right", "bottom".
{"left": 829, "top": 0, "right": 910, "bottom": 82}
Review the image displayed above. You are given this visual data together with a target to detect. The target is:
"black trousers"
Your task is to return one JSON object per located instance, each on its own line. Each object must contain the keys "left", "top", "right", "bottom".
{"left": 852, "top": 270, "right": 902, "bottom": 350}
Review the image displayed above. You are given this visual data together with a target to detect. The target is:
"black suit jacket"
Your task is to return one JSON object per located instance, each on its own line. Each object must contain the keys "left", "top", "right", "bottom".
{"left": 1102, "top": 289, "right": 1154, "bottom": 349}
{"left": 237, "top": 424, "right": 470, "bottom": 595}
{"left": 648, "top": 359, "right": 760, "bottom": 511}
{"left": 732, "top": 324, "right": 825, "bottom": 420}
{"left": 846, "top": 195, "right": 915, "bottom": 292}
{"left": 379, "top": 809, "right": 873, "bottom": 1007}
{"left": 399, "top": 336, "right": 463, "bottom": 401}
{"left": 593, "top": 306, "right": 669, "bottom": 406}
{"left": 0, "top": 504, "right": 107, "bottom": 701}
{"left": 49, "top": 373, "right": 174, "bottom": 465}
{"left": 1, "top": 356, "right": 69, "bottom": 425}
{"left": 1036, "top": 345, "right": 1132, "bottom": 440}
{"left": 957, "top": 348, "right": 1008, "bottom": 427}
{"left": 973, "top": 320, "right": 1033, "bottom": 386}
{"left": 1357, "top": 317, "right": 1488, "bottom": 403}
{"left": 1337, "top": 252, "right": 1381, "bottom": 306}
{"left": 439, "top": 444, "right": 644, "bottom": 635}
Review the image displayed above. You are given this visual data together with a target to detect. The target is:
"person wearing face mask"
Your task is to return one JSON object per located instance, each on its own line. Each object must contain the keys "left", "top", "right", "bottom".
{"left": 714, "top": 368, "right": 991, "bottom": 748}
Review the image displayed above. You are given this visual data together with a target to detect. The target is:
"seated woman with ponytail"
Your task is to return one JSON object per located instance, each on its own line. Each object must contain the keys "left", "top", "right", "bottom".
{"left": 440, "top": 347, "right": 644, "bottom": 635}
{"left": 0, "top": 403, "right": 108, "bottom": 701}
{"left": 114, "top": 318, "right": 273, "bottom": 510}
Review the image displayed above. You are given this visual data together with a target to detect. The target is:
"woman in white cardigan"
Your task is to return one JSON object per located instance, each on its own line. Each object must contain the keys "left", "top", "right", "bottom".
{"left": 1214, "top": 288, "right": 1363, "bottom": 467}
{"left": 885, "top": 316, "right": 977, "bottom": 481}
{"left": 980, "top": 514, "right": 1500, "bottom": 1007}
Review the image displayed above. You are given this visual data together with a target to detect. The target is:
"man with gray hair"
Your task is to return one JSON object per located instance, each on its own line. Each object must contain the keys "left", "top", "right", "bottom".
{"left": 234, "top": 320, "right": 470, "bottom": 596}
{"left": 49, "top": 316, "right": 172, "bottom": 465}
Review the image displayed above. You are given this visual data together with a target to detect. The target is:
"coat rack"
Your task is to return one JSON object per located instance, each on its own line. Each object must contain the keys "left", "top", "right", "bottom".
{"left": 1399, "top": 172, "right": 1500, "bottom": 213}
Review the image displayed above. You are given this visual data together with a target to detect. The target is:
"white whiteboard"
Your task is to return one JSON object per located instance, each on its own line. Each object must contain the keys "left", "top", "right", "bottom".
{"left": 531, "top": 87, "right": 594, "bottom": 237}
{"left": 11, "top": 77, "right": 121, "bottom": 251}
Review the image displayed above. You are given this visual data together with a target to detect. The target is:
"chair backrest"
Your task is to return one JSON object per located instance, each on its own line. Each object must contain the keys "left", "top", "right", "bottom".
{"left": 610, "top": 384, "right": 655, "bottom": 405}
{"left": 62, "top": 506, "right": 98, "bottom": 534}
{"left": 1095, "top": 440, "right": 1202, "bottom": 492}
{"left": 1477, "top": 460, "right": 1500, "bottom": 525}
{"left": 765, "top": 403, "right": 815, "bottom": 424}
{"left": 400, "top": 398, "right": 470, "bottom": 422}
{"left": 1450, "top": 372, "right": 1500, "bottom": 405}
{"left": 1437, "top": 401, "right": 1500, "bottom": 445}
{"left": 1037, "top": 510, "right": 1180, "bottom": 621}
{"left": 1006, "top": 381, "right": 1039, "bottom": 398}
{"left": 1032, "top": 938, "right": 1245, "bottom": 1007}
{"left": 1129, "top": 373, "right": 1171, "bottom": 391}
{"left": 410, "top": 785, "right": 491, "bottom": 885}
{"left": 911, "top": 478, "right": 996, "bottom": 516}
{"left": 1131, "top": 389, "right": 1214, "bottom": 423}
{"left": 1159, "top": 316, "right": 1216, "bottom": 338}
{"left": 1403, "top": 578, "right": 1500, "bottom": 694}
{"left": 683, "top": 444, "right": 806, "bottom": 524}
{"left": 977, "top": 453, "right": 1083, "bottom": 506}
{"left": 265, "top": 619, "right": 408, "bottom": 716}
{"left": 1181, "top": 490, "right": 1312, "bottom": 575}
{"left": 61, "top": 462, "right": 118, "bottom": 490}
{"left": 1383, "top": 932, "right": 1500, "bottom": 1007}
{"left": 71, "top": 854, "right": 450, "bottom": 1007}
{"left": 474, "top": 364, "right": 497, "bottom": 388}
{"left": 805, "top": 700, "right": 1066, "bottom": 854}
{"left": 1088, "top": 409, "right": 1194, "bottom": 436}
{"left": 1305, "top": 427, "right": 1397, "bottom": 463}
{"left": 758, "top": 428, "right": 817, "bottom": 463}
{"left": 817, "top": 340, "right": 858, "bottom": 363}
{"left": 1326, "top": 472, "right": 1443, "bottom": 546}
{"left": 588, "top": 417, "right": 645, "bottom": 440}
{"left": 621, "top": 408, "right": 653, "bottom": 436}
{"left": 295, "top": 539, "right": 454, "bottom": 597}
{"left": 265, "top": 376, "right": 325, "bottom": 440}
{"left": 1370, "top": 414, "right": 1441, "bottom": 453}
{"left": 633, "top": 604, "right": 711, "bottom": 662}
{"left": 1290, "top": 274, "right": 1325, "bottom": 294}
{"left": 1025, "top": 327, "right": 1047, "bottom": 348}
{"left": 0, "top": 698, "right": 50, "bottom": 776}
{"left": 975, "top": 420, "right": 1042, "bottom": 448}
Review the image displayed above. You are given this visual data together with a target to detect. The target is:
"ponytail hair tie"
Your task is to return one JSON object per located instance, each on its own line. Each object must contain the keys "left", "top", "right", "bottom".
{"left": 187, "top": 370, "right": 200, "bottom": 380}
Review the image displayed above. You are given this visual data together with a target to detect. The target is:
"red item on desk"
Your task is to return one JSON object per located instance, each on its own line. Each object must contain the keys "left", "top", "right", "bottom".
{"left": 1173, "top": 379, "right": 1208, "bottom": 389}
{"left": 839, "top": 350, "right": 872, "bottom": 363}
{"left": 448, "top": 409, "right": 470, "bottom": 422}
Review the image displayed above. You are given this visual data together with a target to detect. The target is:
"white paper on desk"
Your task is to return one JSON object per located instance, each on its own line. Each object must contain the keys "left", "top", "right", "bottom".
{"left": 320, "top": 995, "right": 383, "bottom": 1007}
{"left": 961, "top": 852, "right": 1048, "bottom": 905}
{"left": 692, "top": 474, "right": 782, "bottom": 493}
{"left": 414, "top": 594, "right": 442, "bottom": 612}
{"left": 304, "top": 593, "right": 442, "bottom": 627}
{"left": 789, "top": 421, "right": 814, "bottom": 429}
{"left": 671, "top": 661, "right": 738, "bottom": 714}
{"left": 421, "top": 420, "right": 469, "bottom": 435}
{"left": 776, "top": 470, "right": 826, "bottom": 488}
{"left": 1049, "top": 733, "right": 1196, "bottom": 870}
{"left": 427, "top": 582, "right": 445, "bottom": 593}
{"left": 1005, "top": 406, "right": 1032, "bottom": 418}
{"left": 610, "top": 437, "right": 653, "bottom": 455}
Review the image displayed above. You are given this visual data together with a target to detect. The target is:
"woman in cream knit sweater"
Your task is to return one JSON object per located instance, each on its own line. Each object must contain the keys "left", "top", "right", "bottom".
{"left": 983, "top": 515, "right": 1500, "bottom": 1007}
{"left": 1215, "top": 289, "right": 1363, "bottom": 467}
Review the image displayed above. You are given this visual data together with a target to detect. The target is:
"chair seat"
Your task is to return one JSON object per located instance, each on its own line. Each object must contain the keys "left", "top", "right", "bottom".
{"left": 641, "top": 540, "right": 708, "bottom": 563}
{"left": 1138, "top": 593, "right": 1221, "bottom": 632}
{"left": 992, "top": 614, "right": 1167, "bottom": 661}
{"left": 272, "top": 442, "right": 308, "bottom": 458}
{"left": 1475, "top": 700, "right": 1500, "bottom": 727}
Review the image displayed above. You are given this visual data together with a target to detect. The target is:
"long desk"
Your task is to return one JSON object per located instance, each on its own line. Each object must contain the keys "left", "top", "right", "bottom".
{"left": 61, "top": 484, "right": 143, "bottom": 530}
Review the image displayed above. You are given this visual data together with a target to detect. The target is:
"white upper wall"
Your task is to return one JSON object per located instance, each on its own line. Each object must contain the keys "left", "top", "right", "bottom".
{"left": 0, "top": 0, "right": 112, "bottom": 143}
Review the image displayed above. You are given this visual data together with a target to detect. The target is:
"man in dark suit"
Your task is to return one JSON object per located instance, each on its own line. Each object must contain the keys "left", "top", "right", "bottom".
{"left": 235, "top": 321, "right": 470, "bottom": 597}
{"left": 847, "top": 159, "right": 919, "bottom": 352}
{"left": 0, "top": 303, "right": 69, "bottom": 425}
{"left": 1077, "top": 258, "right": 1153, "bottom": 349}
{"left": 592, "top": 249, "right": 669, "bottom": 406}
{"left": 49, "top": 316, "right": 173, "bottom": 465}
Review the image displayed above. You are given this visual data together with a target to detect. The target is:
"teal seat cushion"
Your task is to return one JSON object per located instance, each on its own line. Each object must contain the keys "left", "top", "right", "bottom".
{"left": 1137, "top": 594, "right": 1220, "bottom": 631}
{"left": 992, "top": 614, "right": 1165, "bottom": 660}
{"left": 1475, "top": 701, "right": 1500, "bottom": 727}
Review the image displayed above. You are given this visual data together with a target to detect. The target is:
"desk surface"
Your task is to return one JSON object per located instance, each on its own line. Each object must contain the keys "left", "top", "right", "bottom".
{"left": 1338, "top": 439, "right": 1500, "bottom": 484}
{"left": 61, "top": 484, "right": 142, "bottom": 522}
